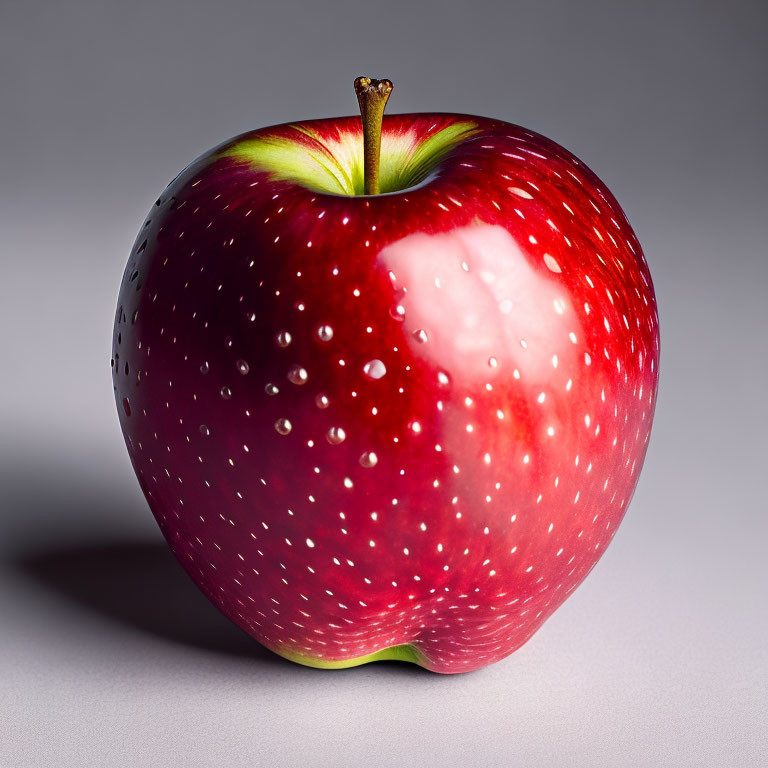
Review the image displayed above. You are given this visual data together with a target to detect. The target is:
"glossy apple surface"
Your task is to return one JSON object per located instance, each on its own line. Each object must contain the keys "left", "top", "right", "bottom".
{"left": 112, "top": 113, "right": 659, "bottom": 673}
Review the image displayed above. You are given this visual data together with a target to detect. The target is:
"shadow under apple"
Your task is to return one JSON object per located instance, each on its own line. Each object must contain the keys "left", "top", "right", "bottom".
{"left": 16, "top": 539, "right": 274, "bottom": 661}
{"left": 16, "top": 538, "right": 433, "bottom": 674}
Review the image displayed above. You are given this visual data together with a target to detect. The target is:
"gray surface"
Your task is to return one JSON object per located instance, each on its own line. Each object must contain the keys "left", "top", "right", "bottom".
{"left": 1, "top": 0, "right": 766, "bottom": 765}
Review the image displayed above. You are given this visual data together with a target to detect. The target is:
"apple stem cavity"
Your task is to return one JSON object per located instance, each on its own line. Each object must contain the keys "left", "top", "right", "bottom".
{"left": 354, "top": 76, "right": 393, "bottom": 195}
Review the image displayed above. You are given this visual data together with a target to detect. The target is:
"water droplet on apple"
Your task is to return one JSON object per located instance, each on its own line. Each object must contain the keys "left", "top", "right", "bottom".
{"left": 220, "top": 386, "right": 232, "bottom": 399}
{"left": 200, "top": 361, "right": 210, "bottom": 375}
{"left": 360, "top": 451, "right": 378, "bottom": 468}
{"left": 276, "top": 330, "right": 292, "bottom": 347}
{"left": 122, "top": 397, "right": 131, "bottom": 416}
{"left": 287, "top": 365, "right": 308, "bottom": 385}
{"left": 265, "top": 383, "right": 279, "bottom": 396}
{"left": 326, "top": 426, "right": 346, "bottom": 445}
{"left": 199, "top": 425, "right": 210, "bottom": 436}
{"left": 412, "top": 329, "right": 428, "bottom": 343}
{"left": 363, "top": 359, "right": 386, "bottom": 379}
{"left": 225, "top": 336, "right": 233, "bottom": 348}
{"left": 316, "top": 324, "right": 334, "bottom": 342}
{"left": 236, "top": 359, "right": 250, "bottom": 375}
{"left": 389, "top": 304, "right": 406, "bottom": 321}
{"left": 275, "top": 418, "right": 292, "bottom": 435}
{"left": 488, "top": 356, "right": 499, "bottom": 368}
{"left": 437, "top": 371, "right": 451, "bottom": 387}
{"left": 409, "top": 420, "right": 423, "bottom": 434}
{"left": 315, "top": 393, "right": 330, "bottom": 409}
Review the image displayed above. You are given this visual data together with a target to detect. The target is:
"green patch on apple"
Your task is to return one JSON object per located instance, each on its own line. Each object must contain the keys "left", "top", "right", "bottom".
{"left": 272, "top": 642, "right": 426, "bottom": 669}
{"left": 221, "top": 120, "right": 479, "bottom": 196}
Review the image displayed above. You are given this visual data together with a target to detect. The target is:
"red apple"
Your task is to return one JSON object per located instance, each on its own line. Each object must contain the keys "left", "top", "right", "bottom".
{"left": 112, "top": 78, "right": 659, "bottom": 673}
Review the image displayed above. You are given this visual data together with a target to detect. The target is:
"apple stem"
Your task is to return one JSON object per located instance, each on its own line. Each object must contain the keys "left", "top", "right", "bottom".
{"left": 354, "top": 76, "right": 393, "bottom": 195}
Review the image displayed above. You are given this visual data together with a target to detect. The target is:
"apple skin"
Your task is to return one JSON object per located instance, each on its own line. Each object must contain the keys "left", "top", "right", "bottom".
{"left": 112, "top": 113, "right": 659, "bottom": 674}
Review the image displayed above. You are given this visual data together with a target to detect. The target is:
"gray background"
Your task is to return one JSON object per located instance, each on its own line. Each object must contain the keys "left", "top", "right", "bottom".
{"left": 1, "top": 0, "right": 766, "bottom": 765}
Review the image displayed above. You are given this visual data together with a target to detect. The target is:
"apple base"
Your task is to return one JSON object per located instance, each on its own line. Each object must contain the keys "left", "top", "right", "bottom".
{"left": 269, "top": 642, "right": 426, "bottom": 670}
